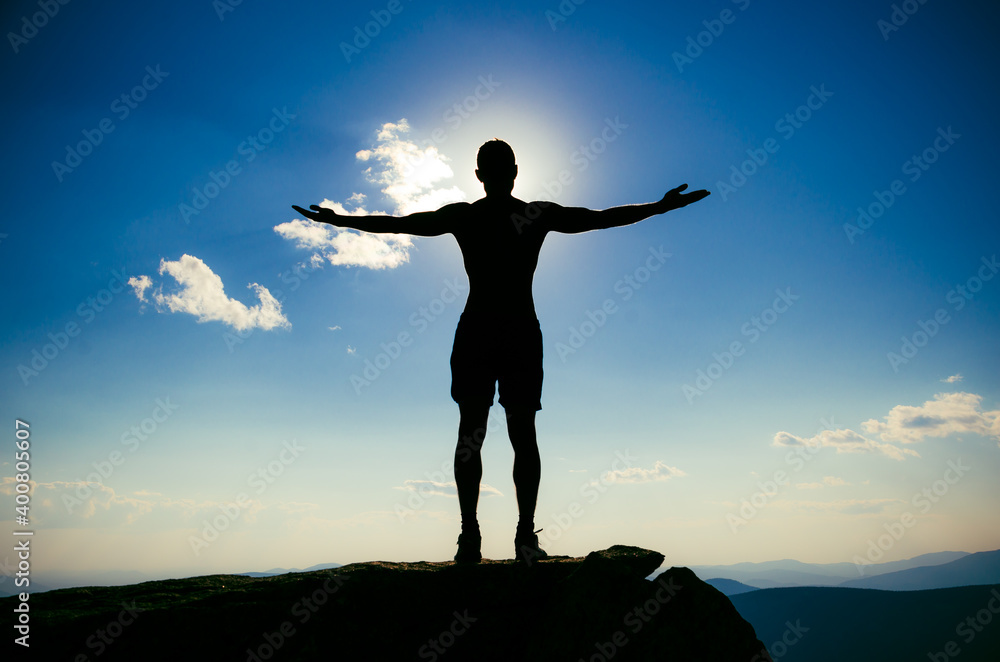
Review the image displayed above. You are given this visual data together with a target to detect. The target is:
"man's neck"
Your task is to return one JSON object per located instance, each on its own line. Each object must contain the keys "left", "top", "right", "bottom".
{"left": 481, "top": 191, "right": 520, "bottom": 206}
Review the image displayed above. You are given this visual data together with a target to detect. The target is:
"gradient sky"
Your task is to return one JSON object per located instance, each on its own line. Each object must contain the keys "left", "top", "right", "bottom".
{"left": 1, "top": 1, "right": 998, "bottom": 587}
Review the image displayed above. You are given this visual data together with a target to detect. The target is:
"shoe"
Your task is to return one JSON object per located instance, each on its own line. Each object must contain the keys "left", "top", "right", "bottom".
{"left": 454, "top": 531, "right": 482, "bottom": 564}
{"left": 513, "top": 529, "right": 548, "bottom": 565}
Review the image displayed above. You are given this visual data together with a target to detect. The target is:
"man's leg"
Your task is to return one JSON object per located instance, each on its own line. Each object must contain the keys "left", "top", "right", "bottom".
{"left": 507, "top": 405, "right": 548, "bottom": 563}
{"left": 505, "top": 406, "right": 540, "bottom": 529}
{"left": 455, "top": 402, "right": 490, "bottom": 542}
{"left": 498, "top": 317, "right": 546, "bottom": 561}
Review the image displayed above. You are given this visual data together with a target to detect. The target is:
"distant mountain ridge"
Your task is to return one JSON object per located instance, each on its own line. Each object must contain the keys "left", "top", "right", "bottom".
{"left": 239, "top": 562, "right": 342, "bottom": 578}
{"left": 9, "top": 549, "right": 990, "bottom": 599}
{"left": 840, "top": 549, "right": 1000, "bottom": 590}
{"left": 685, "top": 550, "right": 971, "bottom": 590}
{"left": 705, "top": 577, "right": 759, "bottom": 596}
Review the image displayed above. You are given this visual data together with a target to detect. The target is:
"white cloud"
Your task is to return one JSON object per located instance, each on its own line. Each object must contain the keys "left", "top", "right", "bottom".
{"left": 595, "top": 460, "right": 686, "bottom": 485}
{"left": 942, "top": 374, "right": 964, "bottom": 383}
{"left": 128, "top": 275, "right": 152, "bottom": 302}
{"left": 773, "top": 428, "right": 919, "bottom": 461}
{"left": 278, "top": 118, "right": 467, "bottom": 269}
{"left": 285, "top": 508, "right": 453, "bottom": 531}
{"left": 131, "top": 254, "right": 290, "bottom": 332}
{"left": 783, "top": 498, "right": 902, "bottom": 515}
{"left": 795, "top": 476, "right": 850, "bottom": 490}
{"left": 274, "top": 214, "right": 413, "bottom": 270}
{"left": 356, "top": 119, "right": 466, "bottom": 216}
{"left": 773, "top": 391, "right": 1000, "bottom": 461}
{"left": 393, "top": 479, "right": 503, "bottom": 498}
{"left": 0, "top": 478, "right": 264, "bottom": 530}
{"left": 861, "top": 392, "right": 1000, "bottom": 444}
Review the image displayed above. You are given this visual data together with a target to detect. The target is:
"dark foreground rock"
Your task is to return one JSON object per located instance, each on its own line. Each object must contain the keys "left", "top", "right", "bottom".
{"left": 6, "top": 545, "right": 770, "bottom": 661}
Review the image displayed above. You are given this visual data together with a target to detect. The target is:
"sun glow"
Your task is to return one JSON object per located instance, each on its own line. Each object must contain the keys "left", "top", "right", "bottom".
{"left": 435, "top": 100, "right": 578, "bottom": 204}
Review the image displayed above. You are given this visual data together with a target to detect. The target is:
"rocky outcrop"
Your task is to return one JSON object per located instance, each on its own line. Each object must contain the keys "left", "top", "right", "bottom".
{"left": 7, "top": 545, "right": 770, "bottom": 661}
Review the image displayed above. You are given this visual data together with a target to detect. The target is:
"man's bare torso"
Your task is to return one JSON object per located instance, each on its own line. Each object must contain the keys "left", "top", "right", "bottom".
{"left": 447, "top": 196, "right": 554, "bottom": 320}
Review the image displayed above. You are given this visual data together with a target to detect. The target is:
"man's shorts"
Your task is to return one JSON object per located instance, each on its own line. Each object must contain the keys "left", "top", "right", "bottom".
{"left": 450, "top": 313, "right": 543, "bottom": 411}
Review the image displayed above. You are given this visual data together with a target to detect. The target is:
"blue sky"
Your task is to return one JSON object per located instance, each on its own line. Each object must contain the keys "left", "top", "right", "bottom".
{"left": 1, "top": 0, "right": 998, "bottom": 586}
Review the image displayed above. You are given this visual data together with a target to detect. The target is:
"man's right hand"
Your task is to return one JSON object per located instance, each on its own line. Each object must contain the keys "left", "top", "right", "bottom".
{"left": 658, "top": 184, "right": 711, "bottom": 212}
{"left": 292, "top": 204, "right": 341, "bottom": 225}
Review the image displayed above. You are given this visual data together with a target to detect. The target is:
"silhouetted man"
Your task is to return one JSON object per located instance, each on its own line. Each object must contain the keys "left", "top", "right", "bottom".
{"left": 293, "top": 139, "right": 708, "bottom": 564}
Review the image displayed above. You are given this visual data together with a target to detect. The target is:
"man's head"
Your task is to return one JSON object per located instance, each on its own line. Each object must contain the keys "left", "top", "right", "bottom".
{"left": 476, "top": 139, "right": 517, "bottom": 195}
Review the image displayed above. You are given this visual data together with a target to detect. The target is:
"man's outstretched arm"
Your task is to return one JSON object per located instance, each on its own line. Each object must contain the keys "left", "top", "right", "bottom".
{"left": 547, "top": 184, "right": 709, "bottom": 234}
{"left": 290, "top": 203, "right": 465, "bottom": 237}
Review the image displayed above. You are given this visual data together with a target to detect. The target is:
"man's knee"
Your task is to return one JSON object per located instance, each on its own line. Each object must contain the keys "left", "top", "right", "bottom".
{"left": 505, "top": 407, "right": 537, "bottom": 449}
{"left": 505, "top": 406, "right": 536, "bottom": 426}
{"left": 458, "top": 403, "right": 490, "bottom": 446}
